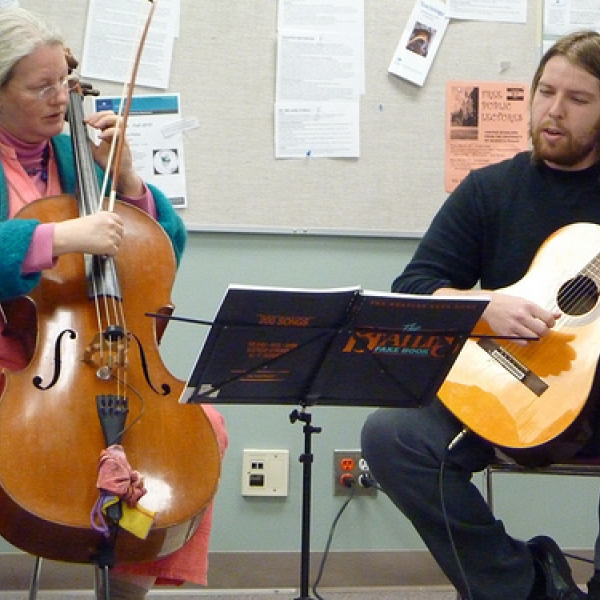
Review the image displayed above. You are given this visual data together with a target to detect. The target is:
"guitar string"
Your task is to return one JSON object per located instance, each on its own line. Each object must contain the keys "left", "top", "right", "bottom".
{"left": 492, "top": 258, "right": 600, "bottom": 364}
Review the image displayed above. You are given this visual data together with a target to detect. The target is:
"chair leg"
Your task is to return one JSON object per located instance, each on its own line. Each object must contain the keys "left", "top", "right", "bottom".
{"left": 28, "top": 556, "right": 43, "bottom": 600}
{"left": 94, "top": 564, "right": 111, "bottom": 600}
{"left": 483, "top": 466, "right": 494, "bottom": 511}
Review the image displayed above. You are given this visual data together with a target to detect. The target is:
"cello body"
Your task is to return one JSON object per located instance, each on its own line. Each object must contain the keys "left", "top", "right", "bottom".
{"left": 0, "top": 195, "right": 221, "bottom": 564}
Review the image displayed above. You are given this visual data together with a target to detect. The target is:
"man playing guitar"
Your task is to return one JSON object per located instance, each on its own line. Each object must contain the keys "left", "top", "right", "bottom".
{"left": 362, "top": 30, "right": 600, "bottom": 600}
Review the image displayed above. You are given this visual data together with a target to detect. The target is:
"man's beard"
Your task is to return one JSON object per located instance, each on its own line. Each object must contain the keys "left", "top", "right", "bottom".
{"left": 530, "top": 123, "right": 600, "bottom": 167}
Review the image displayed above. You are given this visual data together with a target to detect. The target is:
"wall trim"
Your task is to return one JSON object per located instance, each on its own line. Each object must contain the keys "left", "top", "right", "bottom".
{"left": 0, "top": 549, "right": 593, "bottom": 592}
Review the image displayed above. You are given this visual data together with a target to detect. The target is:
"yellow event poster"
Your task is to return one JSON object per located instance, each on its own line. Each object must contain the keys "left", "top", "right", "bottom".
{"left": 445, "top": 81, "right": 530, "bottom": 193}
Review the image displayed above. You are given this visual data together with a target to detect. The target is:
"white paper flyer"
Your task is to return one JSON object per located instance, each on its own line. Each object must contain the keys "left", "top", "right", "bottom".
{"left": 89, "top": 94, "right": 189, "bottom": 208}
{"left": 543, "top": 0, "right": 600, "bottom": 37}
{"left": 446, "top": 0, "right": 527, "bottom": 23}
{"left": 388, "top": 0, "right": 450, "bottom": 87}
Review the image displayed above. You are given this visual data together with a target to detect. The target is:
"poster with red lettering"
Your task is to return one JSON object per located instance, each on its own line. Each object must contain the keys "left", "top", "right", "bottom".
{"left": 445, "top": 80, "right": 529, "bottom": 193}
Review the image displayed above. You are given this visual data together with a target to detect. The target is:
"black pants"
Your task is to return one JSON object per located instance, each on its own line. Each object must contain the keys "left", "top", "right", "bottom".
{"left": 361, "top": 398, "right": 537, "bottom": 600}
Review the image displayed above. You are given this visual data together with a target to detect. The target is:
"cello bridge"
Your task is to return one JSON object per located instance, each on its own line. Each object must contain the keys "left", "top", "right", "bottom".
{"left": 84, "top": 330, "right": 130, "bottom": 377}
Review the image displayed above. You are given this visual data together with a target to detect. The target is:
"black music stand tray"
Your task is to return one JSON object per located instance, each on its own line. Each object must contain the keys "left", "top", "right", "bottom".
{"left": 180, "top": 284, "right": 489, "bottom": 600}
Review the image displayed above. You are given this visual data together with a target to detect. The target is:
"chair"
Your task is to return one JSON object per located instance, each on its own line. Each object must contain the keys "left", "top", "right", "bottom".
{"left": 456, "top": 454, "right": 600, "bottom": 600}
{"left": 484, "top": 454, "right": 600, "bottom": 513}
{"left": 26, "top": 556, "right": 107, "bottom": 599}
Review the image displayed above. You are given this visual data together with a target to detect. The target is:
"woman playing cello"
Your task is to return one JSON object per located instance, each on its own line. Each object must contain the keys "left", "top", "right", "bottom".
{"left": 0, "top": 8, "right": 227, "bottom": 600}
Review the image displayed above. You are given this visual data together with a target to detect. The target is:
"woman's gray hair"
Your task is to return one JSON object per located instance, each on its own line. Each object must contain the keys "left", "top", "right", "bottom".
{"left": 0, "top": 8, "right": 64, "bottom": 89}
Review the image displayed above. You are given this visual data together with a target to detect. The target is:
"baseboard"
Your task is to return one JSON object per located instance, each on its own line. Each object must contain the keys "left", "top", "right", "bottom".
{"left": 208, "top": 550, "right": 451, "bottom": 589}
{"left": 0, "top": 549, "right": 593, "bottom": 592}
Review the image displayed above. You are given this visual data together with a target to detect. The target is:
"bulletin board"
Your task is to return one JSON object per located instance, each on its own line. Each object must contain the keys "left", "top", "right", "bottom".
{"left": 21, "top": 0, "right": 539, "bottom": 237}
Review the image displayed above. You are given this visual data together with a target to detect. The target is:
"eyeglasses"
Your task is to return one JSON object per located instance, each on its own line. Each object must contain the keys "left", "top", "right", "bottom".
{"left": 33, "top": 74, "right": 77, "bottom": 101}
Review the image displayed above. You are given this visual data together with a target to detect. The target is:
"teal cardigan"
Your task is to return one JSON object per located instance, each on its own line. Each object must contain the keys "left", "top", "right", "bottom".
{"left": 0, "top": 134, "right": 187, "bottom": 301}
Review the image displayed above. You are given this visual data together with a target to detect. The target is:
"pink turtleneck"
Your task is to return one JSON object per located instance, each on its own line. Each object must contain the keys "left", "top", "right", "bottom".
{"left": 0, "top": 126, "right": 157, "bottom": 275}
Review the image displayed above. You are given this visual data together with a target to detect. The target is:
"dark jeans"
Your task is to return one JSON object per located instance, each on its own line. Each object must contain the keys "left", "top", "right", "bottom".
{"left": 361, "top": 398, "right": 535, "bottom": 600}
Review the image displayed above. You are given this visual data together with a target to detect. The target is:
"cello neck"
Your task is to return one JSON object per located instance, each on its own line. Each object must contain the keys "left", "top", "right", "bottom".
{"left": 67, "top": 89, "right": 102, "bottom": 217}
{"left": 67, "top": 88, "right": 122, "bottom": 302}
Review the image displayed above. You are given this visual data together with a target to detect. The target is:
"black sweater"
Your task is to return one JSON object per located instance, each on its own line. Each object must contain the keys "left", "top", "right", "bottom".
{"left": 393, "top": 151, "right": 600, "bottom": 295}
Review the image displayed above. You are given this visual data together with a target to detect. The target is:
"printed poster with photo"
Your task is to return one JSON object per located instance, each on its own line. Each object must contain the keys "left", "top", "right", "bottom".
{"left": 445, "top": 81, "right": 530, "bottom": 193}
{"left": 388, "top": 0, "right": 450, "bottom": 87}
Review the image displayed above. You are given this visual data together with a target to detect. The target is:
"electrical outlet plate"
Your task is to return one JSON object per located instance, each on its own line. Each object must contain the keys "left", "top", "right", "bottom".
{"left": 242, "top": 449, "right": 289, "bottom": 497}
{"left": 333, "top": 449, "right": 377, "bottom": 497}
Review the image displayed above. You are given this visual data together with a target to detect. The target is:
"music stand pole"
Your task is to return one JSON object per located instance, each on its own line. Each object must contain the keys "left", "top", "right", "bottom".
{"left": 290, "top": 405, "right": 322, "bottom": 600}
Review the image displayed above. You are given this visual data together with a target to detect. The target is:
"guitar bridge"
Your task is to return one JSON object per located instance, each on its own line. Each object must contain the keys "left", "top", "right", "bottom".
{"left": 477, "top": 338, "right": 548, "bottom": 396}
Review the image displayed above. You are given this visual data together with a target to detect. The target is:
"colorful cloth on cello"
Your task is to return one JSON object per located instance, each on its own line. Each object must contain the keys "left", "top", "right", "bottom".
{"left": 92, "top": 444, "right": 156, "bottom": 540}
{"left": 97, "top": 444, "right": 147, "bottom": 506}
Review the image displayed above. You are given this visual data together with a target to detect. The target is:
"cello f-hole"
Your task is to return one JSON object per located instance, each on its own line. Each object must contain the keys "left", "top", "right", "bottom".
{"left": 32, "top": 328, "right": 77, "bottom": 390}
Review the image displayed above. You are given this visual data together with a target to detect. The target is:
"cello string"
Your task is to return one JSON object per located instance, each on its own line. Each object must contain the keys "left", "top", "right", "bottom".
{"left": 63, "top": 62, "right": 113, "bottom": 372}
{"left": 68, "top": 84, "right": 126, "bottom": 391}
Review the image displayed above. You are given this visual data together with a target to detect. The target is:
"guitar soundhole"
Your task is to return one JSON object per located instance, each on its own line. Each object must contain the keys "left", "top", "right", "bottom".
{"left": 557, "top": 275, "right": 599, "bottom": 315}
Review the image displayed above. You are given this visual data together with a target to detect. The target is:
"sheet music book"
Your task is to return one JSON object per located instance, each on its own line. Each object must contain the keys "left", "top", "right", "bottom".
{"left": 181, "top": 284, "right": 489, "bottom": 407}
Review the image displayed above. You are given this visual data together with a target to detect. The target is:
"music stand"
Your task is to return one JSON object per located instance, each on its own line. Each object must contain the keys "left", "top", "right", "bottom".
{"left": 179, "top": 284, "right": 489, "bottom": 600}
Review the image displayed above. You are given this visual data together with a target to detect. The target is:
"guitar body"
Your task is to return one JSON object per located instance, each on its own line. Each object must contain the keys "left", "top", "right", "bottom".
{"left": 439, "top": 222, "right": 600, "bottom": 466}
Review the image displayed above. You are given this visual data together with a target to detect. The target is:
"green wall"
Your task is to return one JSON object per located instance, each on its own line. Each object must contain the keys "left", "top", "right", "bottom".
{"left": 1, "top": 232, "right": 597, "bottom": 557}
{"left": 164, "top": 232, "right": 600, "bottom": 555}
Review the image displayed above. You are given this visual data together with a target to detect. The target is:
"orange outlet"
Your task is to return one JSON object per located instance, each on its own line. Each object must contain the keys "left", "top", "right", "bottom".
{"left": 340, "top": 457, "right": 355, "bottom": 471}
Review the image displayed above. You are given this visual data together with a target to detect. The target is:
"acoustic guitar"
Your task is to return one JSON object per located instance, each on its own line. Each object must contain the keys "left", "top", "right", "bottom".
{"left": 438, "top": 222, "right": 600, "bottom": 466}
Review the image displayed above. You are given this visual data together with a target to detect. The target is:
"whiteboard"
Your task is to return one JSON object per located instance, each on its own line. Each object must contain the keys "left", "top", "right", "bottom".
{"left": 21, "top": 0, "right": 539, "bottom": 237}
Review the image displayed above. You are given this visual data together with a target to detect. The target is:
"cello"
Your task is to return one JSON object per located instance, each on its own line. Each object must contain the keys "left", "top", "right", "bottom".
{"left": 0, "top": 28, "right": 221, "bottom": 565}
